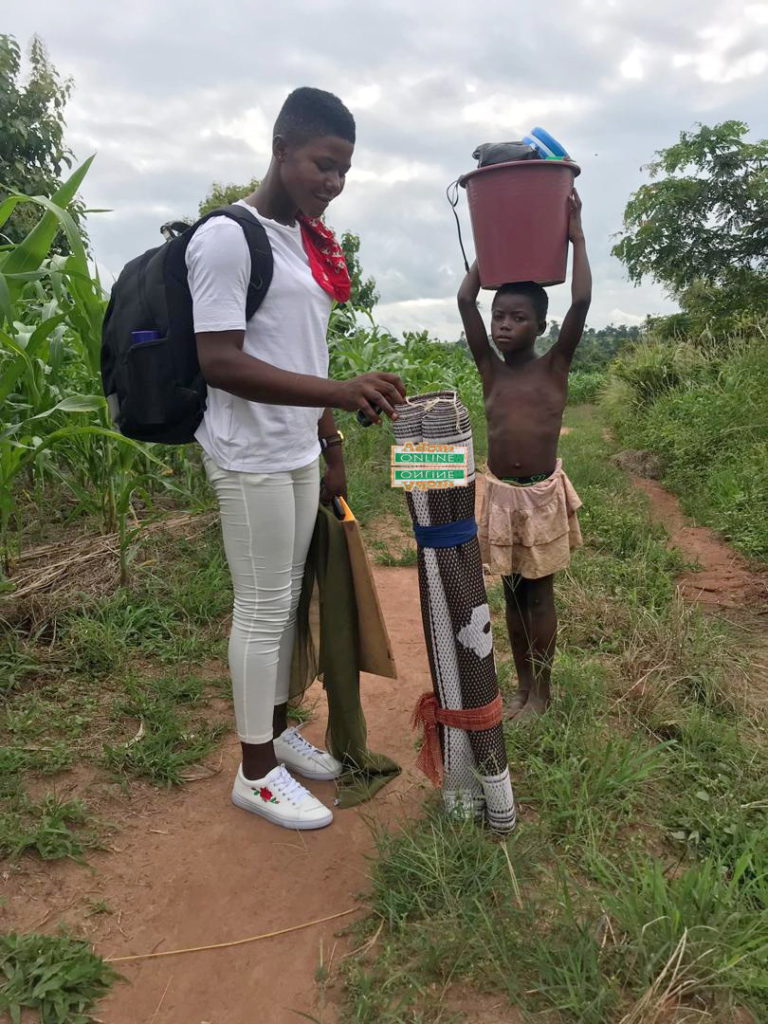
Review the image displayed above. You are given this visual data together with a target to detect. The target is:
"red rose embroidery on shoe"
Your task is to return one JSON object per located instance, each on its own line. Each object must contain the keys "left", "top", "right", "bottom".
{"left": 257, "top": 787, "right": 278, "bottom": 804}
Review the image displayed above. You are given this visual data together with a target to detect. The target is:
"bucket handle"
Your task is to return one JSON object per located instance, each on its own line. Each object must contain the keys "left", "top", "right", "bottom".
{"left": 446, "top": 179, "right": 470, "bottom": 274}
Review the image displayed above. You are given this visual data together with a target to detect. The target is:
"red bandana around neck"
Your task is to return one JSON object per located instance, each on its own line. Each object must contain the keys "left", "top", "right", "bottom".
{"left": 297, "top": 215, "right": 351, "bottom": 304}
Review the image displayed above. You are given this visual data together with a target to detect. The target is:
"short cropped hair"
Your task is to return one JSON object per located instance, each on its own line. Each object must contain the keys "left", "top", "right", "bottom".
{"left": 493, "top": 281, "right": 549, "bottom": 322}
{"left": 274, "top": 87, "right": 356, "bottom": 146}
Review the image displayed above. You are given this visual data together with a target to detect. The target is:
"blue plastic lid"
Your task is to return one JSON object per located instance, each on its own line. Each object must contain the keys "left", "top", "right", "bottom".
{"left": 131, "top": 330, "right": 161, "bottom": 343}
{"left": 522, "top": 134, "right": 553, "bottom": 158}
{"left": 531, "top": 127, "right": 569, "bottom": 159}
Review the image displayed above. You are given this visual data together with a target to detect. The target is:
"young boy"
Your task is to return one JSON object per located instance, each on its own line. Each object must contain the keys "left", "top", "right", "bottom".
{"left": 457, "top": 190, "right": 591, "bottom": 719}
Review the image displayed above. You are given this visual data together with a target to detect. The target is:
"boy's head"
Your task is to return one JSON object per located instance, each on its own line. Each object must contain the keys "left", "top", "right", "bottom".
{"left": 273, "top": 87, "right": 355, "bottom": 219}
{"left": 490, "top": 282, "right": 548, "bottom": 355}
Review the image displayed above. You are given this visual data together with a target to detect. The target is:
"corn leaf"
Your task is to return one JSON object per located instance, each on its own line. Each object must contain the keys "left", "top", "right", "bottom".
{"left": 0, "top": 156, "right": 95, "bottom": 282}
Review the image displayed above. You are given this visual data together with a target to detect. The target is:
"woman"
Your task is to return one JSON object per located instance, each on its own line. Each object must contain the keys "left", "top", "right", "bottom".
{"left": 187, "top": 87, "right": 404, "bottom": 831}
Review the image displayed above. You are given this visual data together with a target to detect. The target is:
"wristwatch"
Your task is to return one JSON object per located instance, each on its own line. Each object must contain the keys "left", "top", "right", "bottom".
{"left": 319, "top": 430, "right": 345, "bottom": 452}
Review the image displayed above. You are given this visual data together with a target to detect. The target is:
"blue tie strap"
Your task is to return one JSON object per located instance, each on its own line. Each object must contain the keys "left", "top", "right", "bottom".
{"left": 413, "top": 516, "right": 478, "bottom": 549}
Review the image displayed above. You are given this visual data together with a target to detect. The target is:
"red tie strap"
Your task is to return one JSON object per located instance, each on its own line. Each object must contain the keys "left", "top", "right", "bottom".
{"left": 412, "top": 692, "right": 503, "bottom": 787}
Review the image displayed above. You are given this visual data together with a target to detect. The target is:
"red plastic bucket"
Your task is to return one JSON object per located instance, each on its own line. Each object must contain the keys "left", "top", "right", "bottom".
{"left": 460, "top": 160, "right": 580, "bottom": 288}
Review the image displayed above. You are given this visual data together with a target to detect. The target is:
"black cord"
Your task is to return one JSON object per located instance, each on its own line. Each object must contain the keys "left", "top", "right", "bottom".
{"left": 446, "top": 179, "right": 470, "bottom": 273}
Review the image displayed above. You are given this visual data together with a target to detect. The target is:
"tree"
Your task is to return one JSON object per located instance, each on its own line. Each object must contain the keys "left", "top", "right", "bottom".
{"left": 0, "top": 34, "right": 76, "bottom": 245}
{"left": 339, "top": 231, "right": 378, "bottom": 315}
{"left": 537, "top": 322, "right": 642, "bottom": 368}
{"left": 613, "top": 122, "right": 768, "bottom": 294}
{"left": 198, "top": 178, "right": 261, "bottom": 217}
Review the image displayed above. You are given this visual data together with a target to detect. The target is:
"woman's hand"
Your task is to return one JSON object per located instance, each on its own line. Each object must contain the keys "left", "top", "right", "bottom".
{"left": 320, "top": 458, "right": 347, "bottom": 504}
{"left": 335, "top": 372, "right": 406, "bottom": 425}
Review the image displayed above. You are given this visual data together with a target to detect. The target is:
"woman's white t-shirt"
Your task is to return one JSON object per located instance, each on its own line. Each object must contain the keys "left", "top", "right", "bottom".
{"left": 186, "top": 200, "right": 332, "bottom": 473}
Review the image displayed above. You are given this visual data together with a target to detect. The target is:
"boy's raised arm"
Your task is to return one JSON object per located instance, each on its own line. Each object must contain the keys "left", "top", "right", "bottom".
{"left": 551, "top": 190, "right": 592, "bottom": 366}
{"left": 457, "top": 261, "right": 493, "bottom": 371}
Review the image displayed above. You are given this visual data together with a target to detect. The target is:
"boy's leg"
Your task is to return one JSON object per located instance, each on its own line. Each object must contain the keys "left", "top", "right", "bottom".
{"left": 502, "top": 574, "right": 535, "bottom": 717}
{"left": 516, "top": 573, "right": 557, "bottom": 718}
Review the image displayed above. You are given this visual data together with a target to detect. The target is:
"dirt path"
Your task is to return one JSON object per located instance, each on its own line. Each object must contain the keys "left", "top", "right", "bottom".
{"left": 631, "top": 477, "right": 767, "bottom": 613}
{"left": 1, "top": 567, "right": 431, "bottom": 1024}
{"left": 630, "top": 475, "right": 768, "bottom": 714}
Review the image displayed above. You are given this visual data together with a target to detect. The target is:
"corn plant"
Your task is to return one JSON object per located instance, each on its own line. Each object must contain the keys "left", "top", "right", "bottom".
{"left": 0, "top": 159, "right": 165, "bottom": 582}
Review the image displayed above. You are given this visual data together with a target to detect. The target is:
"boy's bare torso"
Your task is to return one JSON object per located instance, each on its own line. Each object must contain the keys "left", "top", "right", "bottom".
{"left": 481, "top": 352, "right": 567, "bottom": 479}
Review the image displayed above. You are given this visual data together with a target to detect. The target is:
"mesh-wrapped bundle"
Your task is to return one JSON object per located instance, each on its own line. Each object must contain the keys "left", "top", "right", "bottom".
{"left": 393, "top": 391, "right": 516, "bottom": 833}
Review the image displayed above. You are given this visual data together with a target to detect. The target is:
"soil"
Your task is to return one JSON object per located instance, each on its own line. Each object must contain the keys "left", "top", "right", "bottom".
{"left": 631, "top": 477, "right": 768, "bottom": 612}
{"left": 0, "top": 566, "right": 433, "bottom": 1024}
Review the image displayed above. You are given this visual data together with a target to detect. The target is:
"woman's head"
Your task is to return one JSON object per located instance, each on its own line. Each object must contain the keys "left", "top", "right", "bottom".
{"left": 272, "top": 87, "right": 355, "bottom": 219}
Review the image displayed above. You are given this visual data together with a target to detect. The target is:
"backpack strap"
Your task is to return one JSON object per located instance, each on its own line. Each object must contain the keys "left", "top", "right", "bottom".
{"left": 208, "top": 204, "right": 274, "bottom": 320}
{"left": 172, "top": 203, "right": 274, "bottom": 320}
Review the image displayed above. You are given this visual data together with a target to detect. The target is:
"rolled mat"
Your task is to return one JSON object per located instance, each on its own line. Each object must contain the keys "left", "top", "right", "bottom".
{"left": 393, "top": 391, "right": 516, "bottom": 833}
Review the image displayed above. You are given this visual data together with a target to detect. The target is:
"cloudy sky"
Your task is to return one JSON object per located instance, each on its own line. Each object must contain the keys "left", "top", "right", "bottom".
{"left": 6, "top": 0, "right": 767, "bottom": 338}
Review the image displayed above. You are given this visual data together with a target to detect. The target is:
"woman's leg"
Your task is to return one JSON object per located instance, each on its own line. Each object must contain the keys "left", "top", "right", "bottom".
{"left": 272, "top": 460, "right": 321, "bottom": 736}
{"left": 204, "top": 457, "right": 297, "bottom": 779}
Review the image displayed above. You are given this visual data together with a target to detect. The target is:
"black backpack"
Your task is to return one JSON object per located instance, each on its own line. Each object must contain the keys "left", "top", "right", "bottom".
{"left": 101, "top": 204, "right": 273, "bottom": 445}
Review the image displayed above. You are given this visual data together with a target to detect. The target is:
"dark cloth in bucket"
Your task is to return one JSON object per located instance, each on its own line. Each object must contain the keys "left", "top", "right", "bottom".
{"left": 472, "top": 141, "right": 539, "bottom": 167}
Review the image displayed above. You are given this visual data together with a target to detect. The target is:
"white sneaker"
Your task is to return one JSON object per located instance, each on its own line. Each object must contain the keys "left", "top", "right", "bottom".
{"left": 231, "top": 764, "right": 333, "bottom": 830}
{"left": 273, "top": 727, "right": 343, "bottom": 781}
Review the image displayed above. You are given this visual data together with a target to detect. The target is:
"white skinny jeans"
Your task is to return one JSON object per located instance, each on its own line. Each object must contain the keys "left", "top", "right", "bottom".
{"left": 203, "top": 454, "right": 320, "bottom": 744}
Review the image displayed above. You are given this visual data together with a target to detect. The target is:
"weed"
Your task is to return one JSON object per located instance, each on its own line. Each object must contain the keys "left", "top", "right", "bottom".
{"left": 0, "top": 931, "right": 119, "bottom": 1023}
{"left": 0, "top": 792, "right": 101, "bottom": 861}
{"left": 0, "top": 632, "right": 41, "bottom": 696}
{"left": 0, "top": 742, "right": 73, "bottom": 777}
{"left": 370, "top": 539, "right": 418, "bottom": 568}
{"left": 568, "top": 369, "right": 607, "bottom": 405}
{"left": 84, "top": 899, "right": 112, "bottom": 917}
{"left": 103, "top": 674, "right": 226, "bottom": 785}
{"left": 602, "top": 334, "right": 768, "bottom": 559}
{"left": 603, "top": 852, "right": 768, "bottom": 1013}
{"left": 340, "top": 405, "right": 768, "bottom": 1022}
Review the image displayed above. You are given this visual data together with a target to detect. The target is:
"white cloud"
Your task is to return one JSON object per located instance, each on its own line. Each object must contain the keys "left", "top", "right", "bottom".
{"left": 672, "top": 13, "right": 768, "bottom": 83}
{"left": 619, "top": 49, "right": 646, "bottom": 80}
{"left": 216, "top": 108, "right": 273, "bottom": 156}
{"left": 5, "top": 0, "right": 765, "bottom": 332}
{"left": 461, "top": 93, "right": 595, "bottom": 136}
{"left": 607, "top": 309, "right": 647, "bottom": 326}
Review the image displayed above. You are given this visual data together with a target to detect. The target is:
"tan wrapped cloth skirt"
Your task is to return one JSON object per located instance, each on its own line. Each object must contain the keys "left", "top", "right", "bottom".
{"left": 478, "top": 460, "right": 583, "bottom": 579}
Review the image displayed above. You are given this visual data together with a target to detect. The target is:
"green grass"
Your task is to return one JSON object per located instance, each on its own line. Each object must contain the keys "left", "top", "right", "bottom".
{"left": 1, "top": 313, "right": 765, "bottom": 1019}
{"left": 0, "top": 520, "right": 232, "bottom": 860}
{"left": 602, "top": 334, "right": 768, "bottom": 560}
{"left": 568, "top": 368, "right": 606, "bottom": 405}
{"left": 331, "top": 330, "right": 486, "bottom": 525}
{"left": 338, "top": 404, "right": 768, "bottom": 1023}
{"left": 0, "top": 931, "right": 119, "bottom": 1023}
{"left": 103, "top": 673, "right": 227, "bottom": 786}
{"left": 56, "top": 528, "right": 231, "bottom": 674}
{"left": 369, "top": 537, "right": 419, "bottom": 567}
{"left": 0, "top": 791, "right": 102, "bottom": 861}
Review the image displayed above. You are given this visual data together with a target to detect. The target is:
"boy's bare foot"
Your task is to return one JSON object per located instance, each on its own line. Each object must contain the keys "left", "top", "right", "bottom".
{"left": 511, "top": 698, "right": 549, "bottom": 722}
{"left": 506, "top": 691, "right": 528, "bottom": 719}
